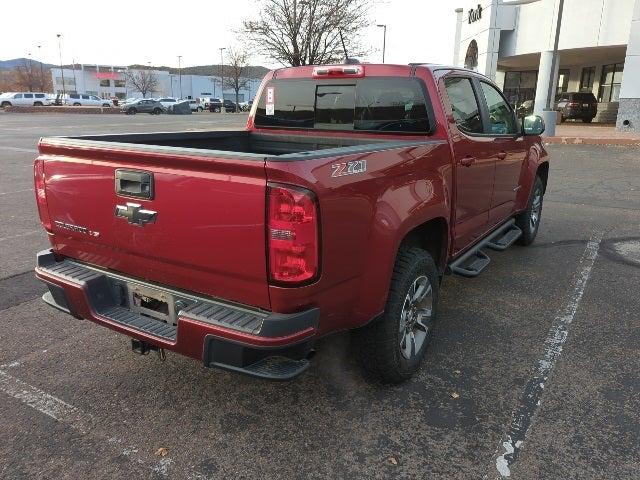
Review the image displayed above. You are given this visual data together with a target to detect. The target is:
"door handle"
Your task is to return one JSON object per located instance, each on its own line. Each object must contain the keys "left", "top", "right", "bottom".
{"left": 497, "top": 151, "right": 507, "bottom": 160}
{"left": 460, "top": 156, "right": 476, "bottom": 167}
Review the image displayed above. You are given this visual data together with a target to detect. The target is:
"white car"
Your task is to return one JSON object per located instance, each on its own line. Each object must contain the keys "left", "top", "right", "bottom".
{"left": 157, "top": 97, "right": 179, "bottom": 109}
{"left": 189, "top": 100, "right": 204, "bottom": 112}
{"left": 0, "top": 92, "right": 52, "bottom": 108}
{"left": 66, "top": 93, "right": 113, "bottom": 107}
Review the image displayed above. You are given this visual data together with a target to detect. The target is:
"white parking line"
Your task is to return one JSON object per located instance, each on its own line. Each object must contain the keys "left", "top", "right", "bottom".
{"left": 0, "top": 366, "right": 209, "bottom": 478}
{"left": 0, "top": 230, "right": 42, "bottom": 242}
{"left": 1, "top": 146, "right": 38, "bottom": 153}
{"left": 0, "top": 369, "right": 92, "bottom": 433}
{"left": 0, "top": 188, "right": 33, "bottom": 196}
{"left": 492, "top": 231, "right": 604, "bottom": 478}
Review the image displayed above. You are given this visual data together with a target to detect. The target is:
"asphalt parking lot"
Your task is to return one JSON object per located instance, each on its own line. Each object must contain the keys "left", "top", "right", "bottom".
{"left": 1, "top": 112, "right": 639, "bottom": 479}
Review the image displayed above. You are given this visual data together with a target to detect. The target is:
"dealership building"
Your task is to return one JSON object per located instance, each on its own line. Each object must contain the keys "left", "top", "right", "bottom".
{"left": 50, "top": 65, "right": 261, "bottom": 102}
{"left": 453, "top": 0, "right": 640, "bottom": 131}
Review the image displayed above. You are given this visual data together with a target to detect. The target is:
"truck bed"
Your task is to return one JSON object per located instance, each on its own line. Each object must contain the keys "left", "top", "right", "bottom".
{"left": 46, "top": 130, "right": 426, "bottom": 160}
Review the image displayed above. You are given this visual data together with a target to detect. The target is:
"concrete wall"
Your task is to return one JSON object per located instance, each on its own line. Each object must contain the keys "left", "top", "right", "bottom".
{"left": 499, "top": 0, "right": 635, "bottom": 57}
{"left": 618, "top": 0, "right": 640, "bottom": 131}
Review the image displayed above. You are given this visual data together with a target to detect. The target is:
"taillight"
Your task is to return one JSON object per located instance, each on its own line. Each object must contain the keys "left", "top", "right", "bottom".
{"left": 33, "top": 158, "right": 52, "bottom": 231}
{"left": 267, "top": 183, "right": 319, "bottom": 284}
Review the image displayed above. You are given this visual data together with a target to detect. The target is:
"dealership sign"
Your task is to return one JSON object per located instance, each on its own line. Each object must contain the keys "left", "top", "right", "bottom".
{"left": 95, "top": 72, "right": 119, "bottom": 79}
{"left": 468, "top": 4, "right": 483, "bottom": 23}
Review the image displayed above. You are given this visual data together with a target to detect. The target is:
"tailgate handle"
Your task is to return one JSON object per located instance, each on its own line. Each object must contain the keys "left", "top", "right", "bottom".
{"left": 115, "top": 169, "right": 154, "bottom": 199}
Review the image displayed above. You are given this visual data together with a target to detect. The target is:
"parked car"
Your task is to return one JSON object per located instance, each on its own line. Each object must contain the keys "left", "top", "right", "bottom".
{"left": 238, "top": 100, "right": 253, "bottom": 112}
{"left": 189, "top": 100, "right": 204, "bottom": 112}
{"left": 0, "top": 92, "right": 52, "bottom": 108}
{"left": 208, "top": 98, "right": 223, "bottom": 112}
{"left": 209, "top": 99, "right": 238, "bottom": 113}
{"left": 157, "top": 97, "right": 179, "bottom": 109}
{"left": 66, "top": 93, "right": 113, "bottom": 107}
{"left": 33, "top": 63, "right": 548, "bottom": 383}
{"left": 556, "top": 92, "right": 598, "bottom": 123}
{"left": 122, "top": 98, "right": 164, "bottom": 115}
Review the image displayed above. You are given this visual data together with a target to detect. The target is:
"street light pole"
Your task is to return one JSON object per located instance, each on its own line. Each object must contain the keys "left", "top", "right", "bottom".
{"left": 56, "top": 34, "right": 66, "bottom": 98}
{"left": 37, "top": 45, "right": 45, "bottom": 91}
{"left": 219, "top": 47, "right": 226, "bottom": 107}
{"left": 177, "top": 55, "right": 182, "bottom": 99}
{"left": 376, "top": 24, "right": 387, "bottom": 63}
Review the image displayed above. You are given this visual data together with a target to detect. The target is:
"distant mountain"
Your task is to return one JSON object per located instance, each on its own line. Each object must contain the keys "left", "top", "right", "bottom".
{"left": 0, "top": 58, "right": 55, "bottom": 70}
{"left": 128, "top": 64, "right": 270, "bottom": 79}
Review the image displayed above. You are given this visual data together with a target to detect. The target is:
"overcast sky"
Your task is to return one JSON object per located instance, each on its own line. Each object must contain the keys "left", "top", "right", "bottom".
{"left": 0, "top": 0, "right": 456, "bottom": 68}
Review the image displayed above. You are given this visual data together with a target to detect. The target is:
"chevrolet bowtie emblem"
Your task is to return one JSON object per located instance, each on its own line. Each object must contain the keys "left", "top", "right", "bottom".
{"left": 115, "top": 202, "right": 157, "bottom": 226}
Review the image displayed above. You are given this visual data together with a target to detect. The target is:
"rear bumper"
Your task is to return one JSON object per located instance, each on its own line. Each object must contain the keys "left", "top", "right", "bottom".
{"left": 35, "top": 250, "right": 318, "bottom": 380}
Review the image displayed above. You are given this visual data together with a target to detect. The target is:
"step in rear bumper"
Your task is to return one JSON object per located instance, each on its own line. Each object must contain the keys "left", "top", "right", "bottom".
{"left": 35, "top": 249, "right": 317, "bottom": 378}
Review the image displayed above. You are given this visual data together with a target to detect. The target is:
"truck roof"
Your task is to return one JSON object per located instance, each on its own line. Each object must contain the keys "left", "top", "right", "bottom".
{"left": 269, "top": 63, "right": 489, "bottom": 81}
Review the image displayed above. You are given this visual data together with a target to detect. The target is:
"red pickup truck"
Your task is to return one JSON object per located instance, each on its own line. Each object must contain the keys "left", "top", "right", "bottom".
{"left": 34, "top": 63, "right": 548, "bottom": 383}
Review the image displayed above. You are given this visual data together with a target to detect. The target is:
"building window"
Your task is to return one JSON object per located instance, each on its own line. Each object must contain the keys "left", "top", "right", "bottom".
{"left": 99, "top": 79, "right": 111, "bottom": 87}
{"left": 557, "top": 69, "right": 570, "bottom": 93}
{"left": 598, "top": 63, "right": 624, "bottom": 102}
{"left": 55, "top": 76, "right": 76, "bottom": 86}
{"left": 580, "top": 67, "right": 596, "bottom": 92}
{"left": 114, "top": 80, "right": 126, "bottom": 88}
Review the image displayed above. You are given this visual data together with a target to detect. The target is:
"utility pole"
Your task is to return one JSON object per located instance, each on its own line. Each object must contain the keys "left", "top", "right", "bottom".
{"left": 177, "top": 55, "right": 183, "bottom": 99}
{"left": 376, "top": 24, "right": 387, "bottom": 63}
{"left": 219, "top": 47, "right": 226, "bottom": 108}
{"left": 37, "top": 45, "right": 45, "bottom": 91}
{"left": 27, "top": 53, "right": 33, "bottom": 90}
{"left": 56, "top": 34, "right": 66, "bottom": 98}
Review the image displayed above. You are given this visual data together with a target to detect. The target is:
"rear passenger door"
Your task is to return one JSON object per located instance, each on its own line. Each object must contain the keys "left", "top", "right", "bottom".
{"left": 443, "top": 75, "right": 496, "bottom": 253}
{"left": 476, "top": 80, "right": 527, "bottom": 226}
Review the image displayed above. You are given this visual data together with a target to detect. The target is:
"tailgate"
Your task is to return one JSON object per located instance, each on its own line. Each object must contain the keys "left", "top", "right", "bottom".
{"left": 39, "top": 141, "right": 270, "bottom": 310}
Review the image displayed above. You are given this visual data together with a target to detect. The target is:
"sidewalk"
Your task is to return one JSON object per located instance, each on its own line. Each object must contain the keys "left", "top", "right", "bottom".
{"left": 546, "top": 123, "right": 640, "bottom": 146}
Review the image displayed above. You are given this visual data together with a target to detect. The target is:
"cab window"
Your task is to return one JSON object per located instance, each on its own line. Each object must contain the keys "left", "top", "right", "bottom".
{"left": 479, "top": 82, "right": 517, "bottom": 135}
{"left": 443, "top": 77, "right": 483, "bottom": 134}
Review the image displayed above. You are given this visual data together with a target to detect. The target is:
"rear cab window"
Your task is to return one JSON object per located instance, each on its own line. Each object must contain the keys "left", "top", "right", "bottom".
{"left": 254, "top": 77, "right": 432, "bottom": 134}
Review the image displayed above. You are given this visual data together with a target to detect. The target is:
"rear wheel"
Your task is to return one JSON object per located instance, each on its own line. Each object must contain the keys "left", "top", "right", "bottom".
{"left": 1, "top": 101, "right": 11, "bottom": 108}
{"left": 153, "top": 107, "right": 162, "bottom": 115}
{"left": 102, "top": 103, "right": 111, "bottom": 108}
{"left": 582, "top": 117, "right": 593, "bottom": 123}
{"left": 127, "top": 107, "right": 137, "bottom": 115}
{"left": 353, "top": 247, "right": 439, "bottom": 383}
{"left": 197, "top": 106, "right": 203, "bottom": 112}
{"left": 33, "top": 101, "right": 43, "bottom": 106}
{"left": 515, "top": 175, "right": 544, "bottom": 246}
{"left": 73, "top": 102, "right": 81, "bottom": 106}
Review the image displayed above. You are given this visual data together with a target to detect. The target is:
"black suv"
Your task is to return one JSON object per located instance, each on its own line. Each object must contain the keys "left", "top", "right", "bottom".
{"left": 556, "top": 92, "right": 598, "bottom": 123}
{"left": 208, "top": 98, "right": 237, "bottom": 113}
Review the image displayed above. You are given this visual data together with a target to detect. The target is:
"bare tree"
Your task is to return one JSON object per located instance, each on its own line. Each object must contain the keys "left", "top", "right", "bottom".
{"left": 124, "top": 70, "right": 159, "bottom": 98}
{"left": 223, "top": 48, "right": 251, "bottom": 108}
{"left": 243, "top": 0, "right": 370, "bottom": 66}
{"left": 14, "top": 59, "right": 38, "bottom": 91}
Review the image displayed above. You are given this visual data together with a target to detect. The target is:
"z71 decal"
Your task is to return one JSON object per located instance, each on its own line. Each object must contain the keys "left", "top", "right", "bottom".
{"left": 331, "top": 160, "right": 367, "bottom": 178}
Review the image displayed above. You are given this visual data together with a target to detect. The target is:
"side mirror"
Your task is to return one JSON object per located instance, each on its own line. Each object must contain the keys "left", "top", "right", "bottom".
{"left": 522, "top": 115, "right": 545, "bottom": 136}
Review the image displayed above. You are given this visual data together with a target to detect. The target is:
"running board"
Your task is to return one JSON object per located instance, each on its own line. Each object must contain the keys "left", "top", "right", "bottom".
{"left": 449, "top": 219, "right": 519, "bottom": 278}
{"left": 486, "top": 224, "right": 522, "bottom": 251}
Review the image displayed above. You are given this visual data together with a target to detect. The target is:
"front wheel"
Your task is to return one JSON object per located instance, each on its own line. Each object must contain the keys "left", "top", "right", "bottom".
{"left": 127, "top": 107, "right": 137, "bottom": 115}
{"left": 353, "top": 247, "right": 439, "bottom": 383}
{"left": 73, "top": 102, "right": 81, "bottom": 106}
{"left": 1, "top": 101, "right": 12, "bottom": 108}
{"left": 102, "top": 103, "right": 111, "bottom": 108}
{"left": 582, "top": 117, "right": 593, "bottom": 123}
{"left": 515, "top": 175, "right": 544, "bottom": 245}
{"left": 153, "top": 107, "right": 162, "bottom": 115}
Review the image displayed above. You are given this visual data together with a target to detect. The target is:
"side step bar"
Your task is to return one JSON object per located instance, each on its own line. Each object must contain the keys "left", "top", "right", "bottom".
{"left": 449, "top": 220, "right": 522, "bottom": 278}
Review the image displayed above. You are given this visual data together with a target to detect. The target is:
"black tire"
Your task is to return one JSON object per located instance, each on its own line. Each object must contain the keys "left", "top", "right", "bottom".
{"left": 33, "top": 101, "right": 43, "bottom": 106}
{"left": 560, "top": 115, "right": 565, "bottom": 123}
{"left": 198, "top": 106, "right": 203, "bottom": 112}
{"left": 127, "top": 107, "right": 137, "bottom": 115}
{"left": 582, "top": 117, "right": 593, "bottom": 123}
{"left": 515, "top": 175, "right": 544, "bottom": 246}
{"left": 153, "top": 107, "right": 162, "bottom": 115}
{"left": 353, "top": 247, "right": 439, "bottom": 383}
{"left": 102, "top": 103, "right": 111, "bottom": 108}
{"left": 73, "top": 102, "right": 81, "bottom": 106}
{"left": 1, "top": 101, "right": 12, "bottom": 108}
